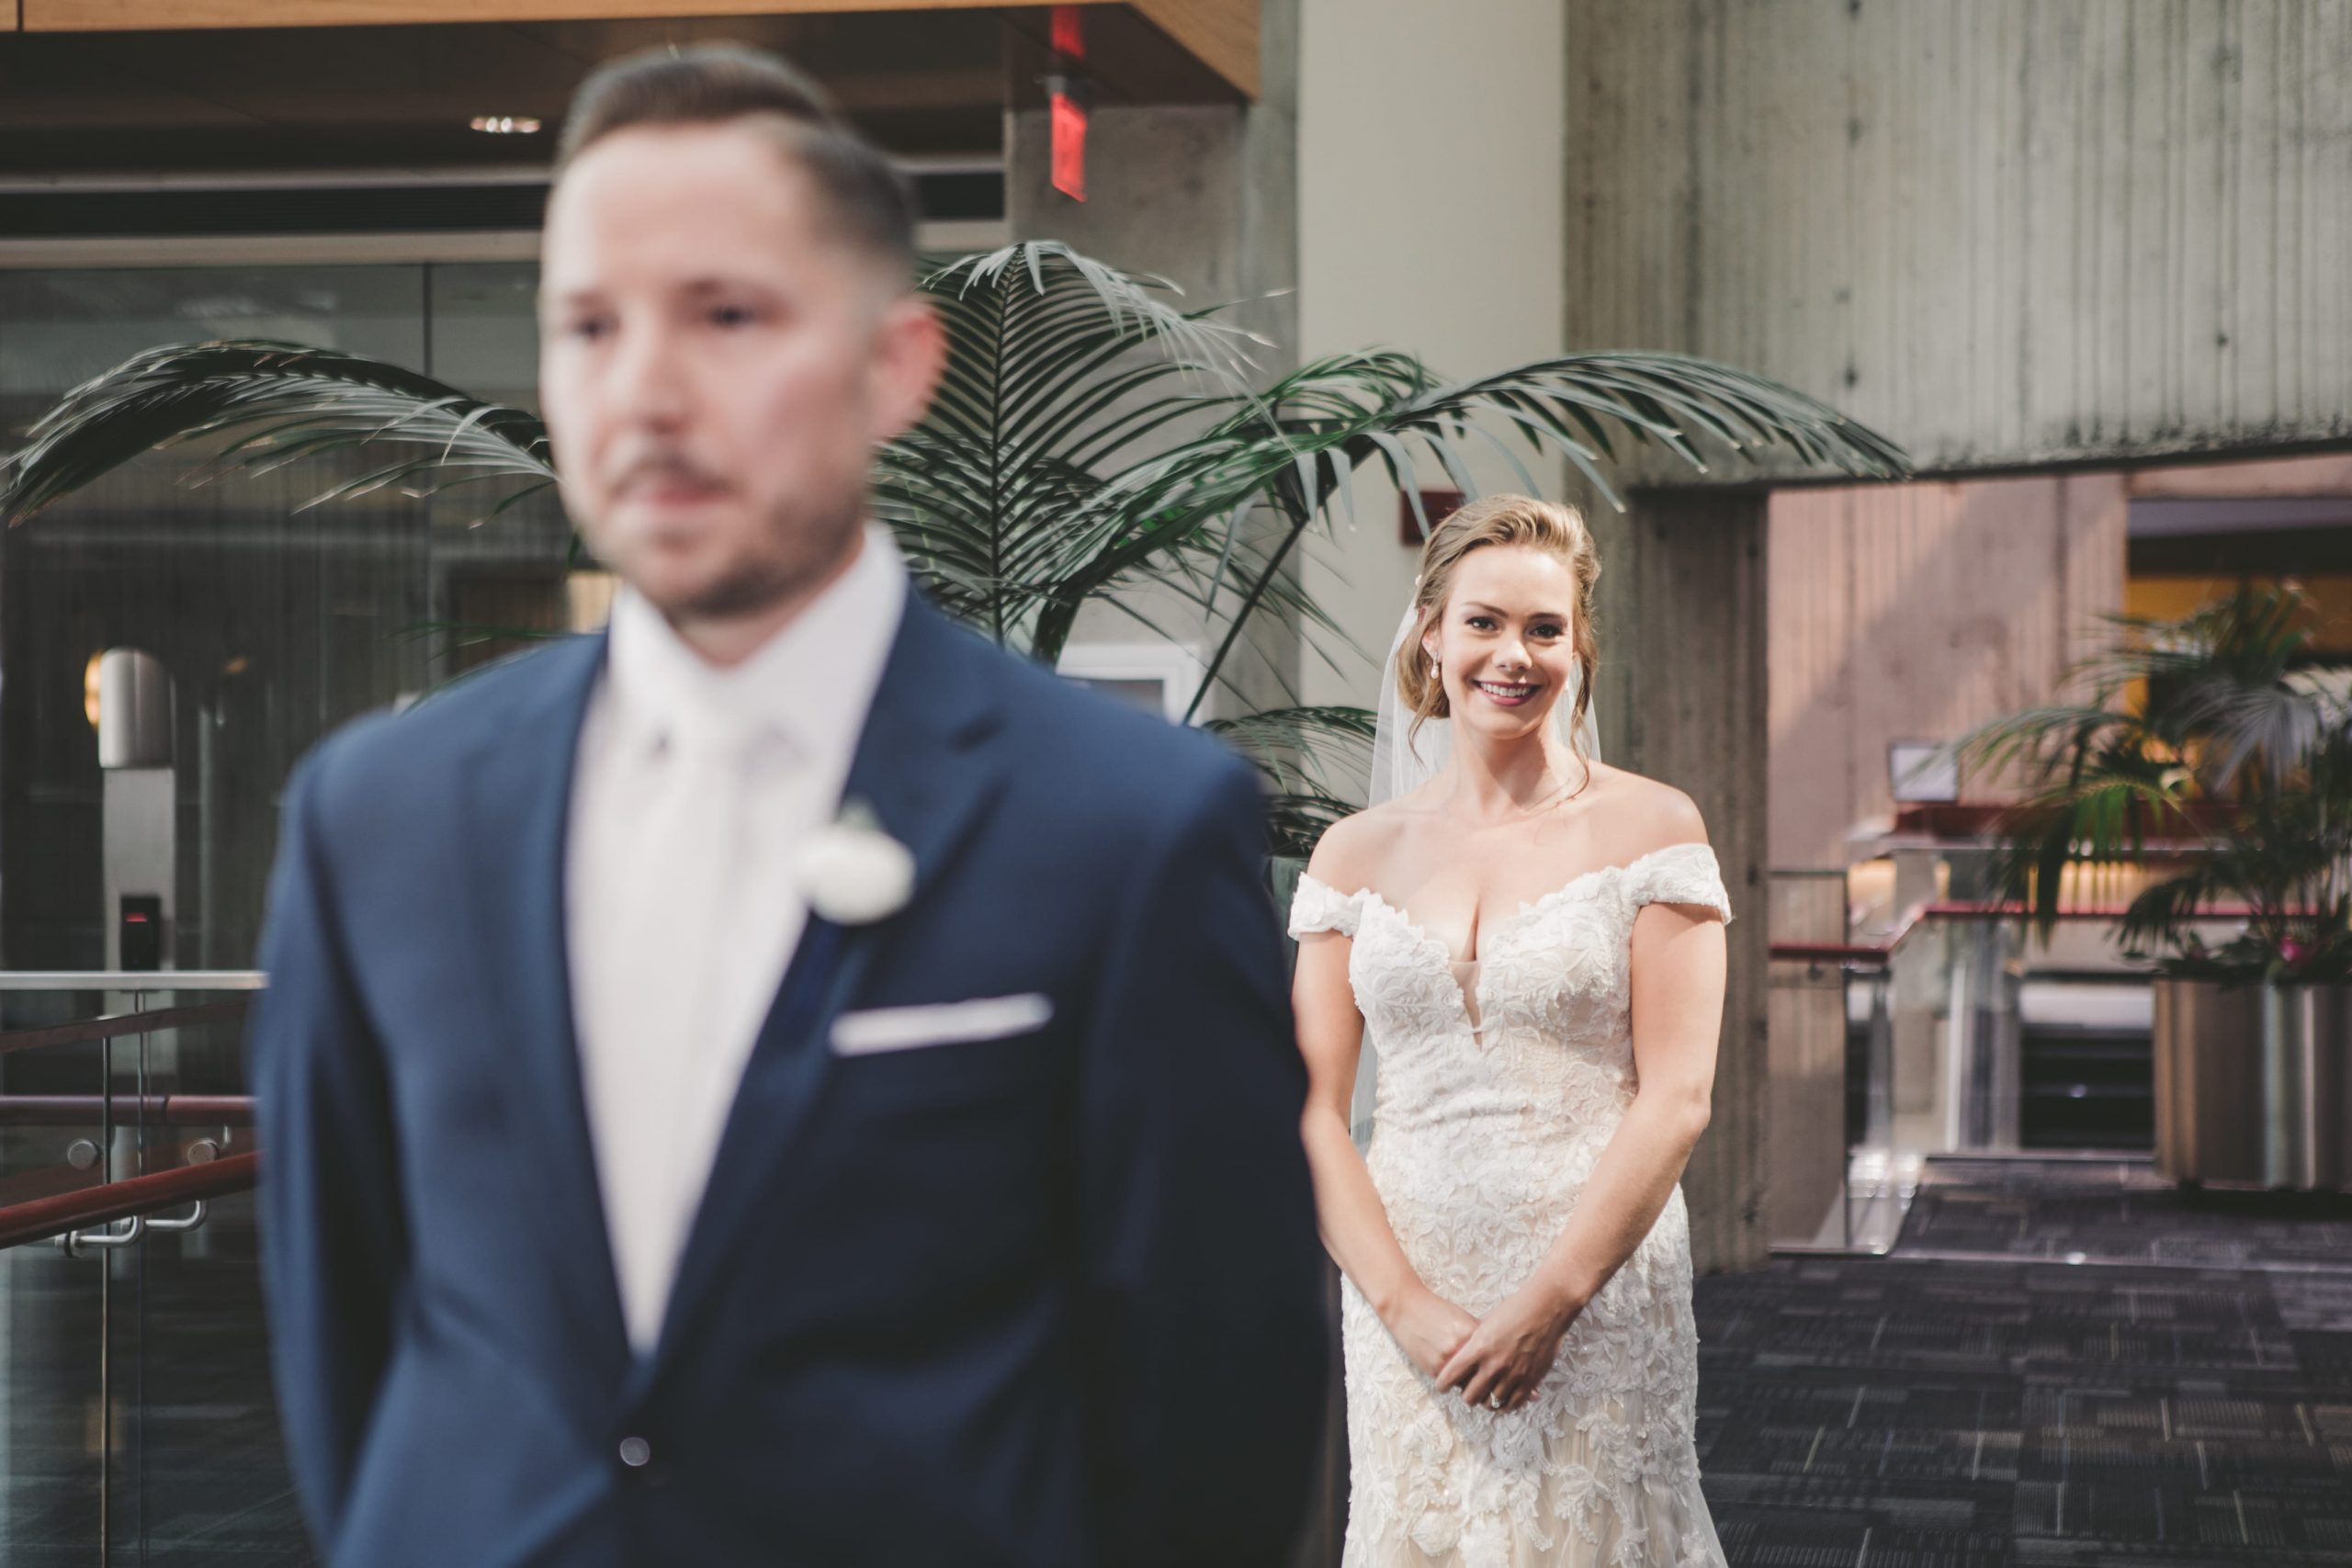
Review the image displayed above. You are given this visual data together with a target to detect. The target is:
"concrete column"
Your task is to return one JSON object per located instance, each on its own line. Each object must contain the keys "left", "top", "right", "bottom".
{"left": 1594, "top": 486, "right": 1771, "bottom": 1275}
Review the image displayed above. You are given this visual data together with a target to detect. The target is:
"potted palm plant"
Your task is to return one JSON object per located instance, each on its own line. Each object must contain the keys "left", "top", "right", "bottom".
{"left": 1, "top": 241, "right": 1906, "bottom": 857}
{"left": 1954, "top": 584, "right": 2352, "bottom": 1189}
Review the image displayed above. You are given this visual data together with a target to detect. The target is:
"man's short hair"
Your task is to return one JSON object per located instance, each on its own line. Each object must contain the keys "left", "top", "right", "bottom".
{"left": 555, "top": 44, "right": 918, "bottom": 283}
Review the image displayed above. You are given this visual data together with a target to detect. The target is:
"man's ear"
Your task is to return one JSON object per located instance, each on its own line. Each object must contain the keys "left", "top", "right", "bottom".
{"left": 869, "top": 292, "right": 947, "bottom": 443}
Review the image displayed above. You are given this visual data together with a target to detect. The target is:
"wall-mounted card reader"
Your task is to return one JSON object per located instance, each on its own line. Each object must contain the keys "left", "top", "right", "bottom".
{"left": 119, "top": 894, "right": 163, "bottom": 972}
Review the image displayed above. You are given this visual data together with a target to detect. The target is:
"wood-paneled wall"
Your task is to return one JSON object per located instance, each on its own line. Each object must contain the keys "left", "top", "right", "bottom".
{"left": 1566, "top": 0, "right": 2352, "bottom": 474}
{"left": 1767, "top": 474, "right": 2128, "bottom": 869}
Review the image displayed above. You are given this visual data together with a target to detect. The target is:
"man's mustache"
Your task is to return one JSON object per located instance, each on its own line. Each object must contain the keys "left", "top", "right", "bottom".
{"left": 604, "top": 451, "right": 730, "bottom": 494}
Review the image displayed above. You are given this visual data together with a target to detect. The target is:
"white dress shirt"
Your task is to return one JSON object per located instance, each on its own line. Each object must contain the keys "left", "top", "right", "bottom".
{"left": 567, "top": 525, "right": 906, "bottom": 1351}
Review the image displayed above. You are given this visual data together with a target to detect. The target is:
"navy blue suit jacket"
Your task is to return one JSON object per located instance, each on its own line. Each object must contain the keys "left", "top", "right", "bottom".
{"left": 248, "top": 591, "right": 1328, "bottom": 1567}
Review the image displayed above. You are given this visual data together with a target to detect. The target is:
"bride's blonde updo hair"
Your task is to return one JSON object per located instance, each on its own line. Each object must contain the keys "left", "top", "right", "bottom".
{"left": 1394, "top": 494, "right": 1602, "bottom": 752}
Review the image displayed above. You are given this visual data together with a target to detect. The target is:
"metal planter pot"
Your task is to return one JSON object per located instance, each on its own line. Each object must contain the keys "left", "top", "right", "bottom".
{"left": 2153, "top": 977, "right": 2352, "bottom": 1189}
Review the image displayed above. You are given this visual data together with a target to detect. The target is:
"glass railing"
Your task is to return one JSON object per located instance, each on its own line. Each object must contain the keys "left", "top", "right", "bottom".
{"left": 0, "top": 974, "right": 299, "bottom": 1567}
{"left": 1766, "top": 871, "right": 1909, "bottom": 1251}
{"left": 1768, "top": 871, "right": 2178, "bottom": 1254}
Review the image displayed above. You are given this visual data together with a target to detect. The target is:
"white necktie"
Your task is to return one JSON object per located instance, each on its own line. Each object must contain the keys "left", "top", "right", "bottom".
{"left": 597, "top": 708, "right": 759, "bottom": 1351}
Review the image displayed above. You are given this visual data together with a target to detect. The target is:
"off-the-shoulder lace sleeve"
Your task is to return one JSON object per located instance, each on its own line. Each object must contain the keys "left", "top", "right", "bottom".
{"left": 1625, "top": 841, "right": 1733, "bottom": 923}
{"left": 1287, "top": 873, "right": 1363, "bottom": 939}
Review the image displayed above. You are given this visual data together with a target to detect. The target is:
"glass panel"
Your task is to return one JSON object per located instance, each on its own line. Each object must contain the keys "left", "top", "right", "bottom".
{"left": 115, "top": 987, "right": 277, "bottom": 1566}
{"left": 0, "top": 262, "right": 571, "bottom": 973}
{"left": 0, "top": 984, "right": 277, "bottom": 1566}
{"left": 424, "top": 262, "right": 576, "bottom": 668}
{"left": 1764, "top": 872, "right": 1852, "bottom": 1247}
{"left": 0, "top": 254, "right": 561, "bottom": 1564}
{"left": 0, "top": 988, "right": 115, "bottom": 1568}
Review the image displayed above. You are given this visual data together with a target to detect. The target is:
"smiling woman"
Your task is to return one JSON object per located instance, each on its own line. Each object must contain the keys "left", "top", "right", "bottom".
{"left": 1395, "top": 496, "right": 1603, "bottom": 766}
{"left": 1291, "top": 492, "right": 1737, "bottom": 1567}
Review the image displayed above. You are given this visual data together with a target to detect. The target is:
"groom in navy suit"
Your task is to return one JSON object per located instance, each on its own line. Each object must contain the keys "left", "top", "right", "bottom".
{"left": 249, "top": 44, "right": 1325, "bottom": 1567}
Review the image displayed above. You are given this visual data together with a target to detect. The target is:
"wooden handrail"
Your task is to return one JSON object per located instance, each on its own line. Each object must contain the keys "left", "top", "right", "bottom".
{"left": 0, "top": 1161, "right": 104, "bottom": 1209}
{"left": 0, "top": 1000, "right": 248, "bottom": 1058}
{"left": 0, "top": 1152, "right": 259, "bottom": 1250}
{"left": 1770, "top": 942, "right": 1896, "bottom": 968}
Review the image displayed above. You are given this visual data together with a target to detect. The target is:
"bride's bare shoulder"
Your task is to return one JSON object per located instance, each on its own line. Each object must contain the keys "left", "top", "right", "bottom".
{"left": 1579, "top": 761, "right": 1710, "bottom": 856}
{"left": 1304, "top": 802, "right": 1416, "bottom": 894}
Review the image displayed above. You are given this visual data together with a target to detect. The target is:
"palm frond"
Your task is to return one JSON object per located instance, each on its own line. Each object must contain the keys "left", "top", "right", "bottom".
{"left": 1200, "top": 705, "right": 1377, "bottom": 861}
{"left": 1015, "top": 343, "right": 1907, "bottom": 686}
{"left": 1, "top": 341, "right": 554, "bottom": 527}
{"left": 1958, "top": 581, "right": 2352, "bottom": 977}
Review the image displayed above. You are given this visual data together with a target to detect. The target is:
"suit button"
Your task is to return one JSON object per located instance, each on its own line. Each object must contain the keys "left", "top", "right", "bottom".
{"left": 617, "top": 1436, "right": 654, "bottom": 1470}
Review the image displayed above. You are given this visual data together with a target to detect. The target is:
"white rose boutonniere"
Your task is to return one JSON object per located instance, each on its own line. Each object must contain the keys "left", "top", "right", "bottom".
{"left": 795, "top": 801, "right": 916, "bottom": 926}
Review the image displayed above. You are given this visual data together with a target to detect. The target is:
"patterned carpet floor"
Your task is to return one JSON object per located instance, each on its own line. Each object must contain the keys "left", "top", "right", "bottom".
{"left": 1691, "top": 1158, "right": 2352, "bottom": 1567}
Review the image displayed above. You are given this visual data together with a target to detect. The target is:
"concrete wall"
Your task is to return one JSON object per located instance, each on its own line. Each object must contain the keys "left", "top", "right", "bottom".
{"left": 1560, "top": 1, "right": 2352, "bottom": 1268}
{"left": 1003, "top": 0, "right": 1301, "bottom": 720}
{"left": 1294, "top": 0, "right": 1567, "bottom": 716}
{"left": 1006, "top": 0, "right": 1572, "bottom": 738}
{"left": 1566, "top": 0, "right": 2352, "bottom": 476}
{"left": 1599, "top": 488, "right": 1775, "bottom": 1271}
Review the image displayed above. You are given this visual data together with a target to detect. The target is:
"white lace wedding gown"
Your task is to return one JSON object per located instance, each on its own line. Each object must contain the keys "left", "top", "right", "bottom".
{"left": 1289, "top": 841, "right": 1734, "bottom": 1568}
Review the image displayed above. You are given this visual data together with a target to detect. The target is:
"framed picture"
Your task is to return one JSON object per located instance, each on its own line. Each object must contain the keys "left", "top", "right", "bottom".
{"left": 1887, "top": 739, "right": 1959, "bottom": 804}
{"left": 1056, "top": 642, "right": 1208, "bottom": 724}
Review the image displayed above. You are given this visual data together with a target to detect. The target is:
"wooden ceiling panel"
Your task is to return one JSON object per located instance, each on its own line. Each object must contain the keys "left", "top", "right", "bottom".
{"left": 28, "top": 0, "right": 1020, "bottom": 27}
{"left": 0, "top": 5, "right": 1251, "bottom": 174}
{"left": 1130, "top": 0, "right": 1250, "bottom": 98}
{"left": 16, "top": 4, "right": 1256, "bottom": 96}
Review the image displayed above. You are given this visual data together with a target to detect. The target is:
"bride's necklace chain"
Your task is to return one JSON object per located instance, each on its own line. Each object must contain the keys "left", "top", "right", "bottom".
{"left": 1465, "top": 761, "right": 1586, "bottom": 827}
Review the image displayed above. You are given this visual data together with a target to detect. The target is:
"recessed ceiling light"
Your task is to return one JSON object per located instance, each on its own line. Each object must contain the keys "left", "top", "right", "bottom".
{"left": 470, "top": 116, "right": 543, "bottom": 135}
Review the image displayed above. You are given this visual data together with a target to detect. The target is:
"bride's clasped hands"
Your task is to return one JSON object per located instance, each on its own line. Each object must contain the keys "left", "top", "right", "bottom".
{"left": 1432, "top": 1276, "right": 1586, "bottom": 1416}
{"left": 1379, "top": 1280, "right": 1483, "bottom": 1386}
{"left": 1375, "top": 1266, "right": 1591, "bottom": 1420}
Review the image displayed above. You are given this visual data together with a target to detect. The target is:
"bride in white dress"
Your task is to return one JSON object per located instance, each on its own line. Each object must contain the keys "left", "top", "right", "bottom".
{"left": 1291, "top": 495, "right": 1732, "bottom": 1567}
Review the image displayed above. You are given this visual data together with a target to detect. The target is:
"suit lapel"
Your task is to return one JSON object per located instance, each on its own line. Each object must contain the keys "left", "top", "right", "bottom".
{"left": 458, "top": 635, "right": 633, "bottom": 1383}
{"left": 644, "top": 592, "right": 1008, "bottom": 1383}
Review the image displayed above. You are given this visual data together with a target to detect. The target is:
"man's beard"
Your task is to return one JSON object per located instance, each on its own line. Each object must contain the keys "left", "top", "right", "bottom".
{"left": 650, "top": 496, "right": 865, "bottom": 623}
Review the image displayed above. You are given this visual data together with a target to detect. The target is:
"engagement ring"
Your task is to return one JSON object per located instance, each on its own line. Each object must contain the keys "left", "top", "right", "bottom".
{"left": 1487, "top": 1393, "right": 1504, "bottom": 1410}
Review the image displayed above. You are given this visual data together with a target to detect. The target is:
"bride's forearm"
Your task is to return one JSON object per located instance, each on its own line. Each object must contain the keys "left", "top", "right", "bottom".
{"left": 1299, "top": 1106, "right": 1425, "bottom": 1318}
{"left": 1520, "top": 1089, "right": 1711, "bottom": 1317}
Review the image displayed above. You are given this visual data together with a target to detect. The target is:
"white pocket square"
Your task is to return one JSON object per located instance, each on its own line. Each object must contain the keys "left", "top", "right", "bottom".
{"left": 830, "top": 994, "right": 1055, "bottom": 1056}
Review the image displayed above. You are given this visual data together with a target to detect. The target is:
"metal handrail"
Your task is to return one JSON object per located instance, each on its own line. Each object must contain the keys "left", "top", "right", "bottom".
{"left": 0, "top": 971, "right": 265, "bottom": 991}
{"left": 1767, "top": 898, "right": 2303, "bottom": 966}
{"left": 0, "top": 1094, "right": 253, "bottom": 1125}
{"left": 0, "top": 1152, "right": 259, "bottom": 1251}
{"left": 0, "top": 973, "right": 268, "bottom": 1253}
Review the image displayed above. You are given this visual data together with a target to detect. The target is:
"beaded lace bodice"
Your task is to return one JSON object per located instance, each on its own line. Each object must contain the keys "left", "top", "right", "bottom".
{"left": 1290, "top": 841, "right": 1733, "bottom": 1568}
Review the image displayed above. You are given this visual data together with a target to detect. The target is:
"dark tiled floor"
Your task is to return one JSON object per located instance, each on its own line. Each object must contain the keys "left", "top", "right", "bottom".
{"left": 7, "top": 1168, "right": 2352, "bottom": 1565}
{"left": 1896, "top": 1156, "right": 2352, "bottom": 1270}
{"left": 1691, "top": 1159, "right": 2352, "bottom": 1567}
